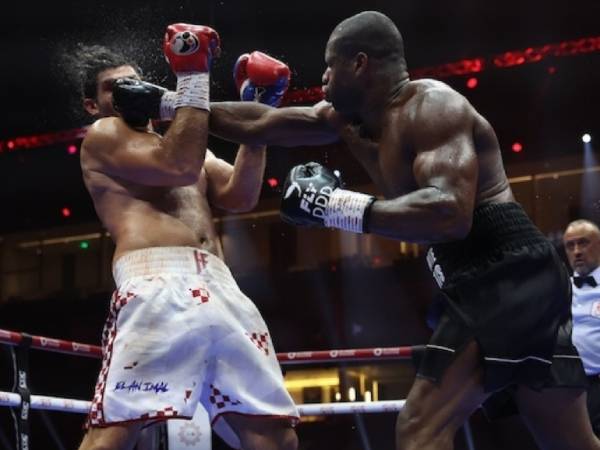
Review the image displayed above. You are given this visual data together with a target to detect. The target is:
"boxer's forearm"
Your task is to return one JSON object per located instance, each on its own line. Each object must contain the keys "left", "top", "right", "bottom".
{"left": 209, "top": 102, "right": 338, "bottom": 147}
{"left": 219, "top": 144, "right": 267, "bottom": 212}
{"left": 368, "top": 187, "right": 473, "bottom": 244}
{"left": 161, "top": 108, "right": 210, "bottom": 181}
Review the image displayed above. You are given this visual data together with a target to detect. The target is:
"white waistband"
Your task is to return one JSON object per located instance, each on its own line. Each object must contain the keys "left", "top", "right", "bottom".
{"left": 112, "top": 247, "right": 229, "bottom": 286}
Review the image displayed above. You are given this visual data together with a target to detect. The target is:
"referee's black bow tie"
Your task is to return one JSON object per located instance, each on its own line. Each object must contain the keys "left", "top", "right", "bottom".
{"left": 573, "top": 276, "right": 598, "bottom": 288}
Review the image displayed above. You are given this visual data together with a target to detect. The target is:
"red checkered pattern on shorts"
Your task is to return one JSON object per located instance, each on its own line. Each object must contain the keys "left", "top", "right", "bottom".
{"left": 247, "top": 332, "right": 270, "bottom": 356}
{"left": 189, "top": 286, "right": 210, "bottom": 304}
{"left": 209, "top": 385, "right": 242, "bottom": 409}
{"left": 140, "top": 406, "right": 179, "bottom": 420}
{"left": 87, "top": 290, "right": 135, "bottom": 426}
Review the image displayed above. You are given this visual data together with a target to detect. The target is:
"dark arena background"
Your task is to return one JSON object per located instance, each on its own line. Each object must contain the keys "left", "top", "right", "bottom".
{"left": 1, "top": 0, "right": 600, "bottom": 449}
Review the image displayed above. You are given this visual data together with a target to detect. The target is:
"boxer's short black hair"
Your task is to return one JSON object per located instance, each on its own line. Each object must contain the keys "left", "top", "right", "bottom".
{"left": 329, "top": 11, "right": 405, "bottom": 62}
{"left": 76, "top": 45, "right": 142, "bottom": 99}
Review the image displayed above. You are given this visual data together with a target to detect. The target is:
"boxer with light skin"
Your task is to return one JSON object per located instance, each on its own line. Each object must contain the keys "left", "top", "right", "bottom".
{"left": 75, "top": 26, "right": 299, "bottom": 450}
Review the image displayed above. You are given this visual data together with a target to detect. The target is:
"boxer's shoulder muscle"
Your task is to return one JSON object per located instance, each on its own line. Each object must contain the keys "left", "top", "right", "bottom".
{"left": 398, "top": 82, "right": 473, "bottom": 148}
{"left": 83, "top": 117, "right": 127, "bottom": 151}
{"left": 407, "top": 80, "right": 469, "bottom": 121}
{"left": 82, "top": 117, "right": 160, "bottom": 172}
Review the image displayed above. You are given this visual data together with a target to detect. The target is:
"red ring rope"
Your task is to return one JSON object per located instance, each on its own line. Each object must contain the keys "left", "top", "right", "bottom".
{"left": 0, "top": 328, "right": 418, "bottom": 364}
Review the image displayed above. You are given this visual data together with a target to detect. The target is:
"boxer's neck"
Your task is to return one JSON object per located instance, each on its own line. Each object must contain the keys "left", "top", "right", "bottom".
{"left": 358, "top": 75, "right": 409, "bottom": 136}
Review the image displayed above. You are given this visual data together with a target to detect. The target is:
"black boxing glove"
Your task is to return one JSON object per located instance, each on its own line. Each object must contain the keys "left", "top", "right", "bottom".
{"left": 112, "top": 78, "right": 176, "bottom": 128}
{"left": 281, "top": 162, "right": 376, "bottom": 233}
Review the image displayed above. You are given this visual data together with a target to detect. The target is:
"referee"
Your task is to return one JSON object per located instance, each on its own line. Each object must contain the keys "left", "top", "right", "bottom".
{"left": 564, "top": 219, "right": 600, "bottom": 437}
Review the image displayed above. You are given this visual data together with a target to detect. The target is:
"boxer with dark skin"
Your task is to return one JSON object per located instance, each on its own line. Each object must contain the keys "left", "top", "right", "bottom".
{"left": 204, "top": 11, "right": 600, "bottom": 450}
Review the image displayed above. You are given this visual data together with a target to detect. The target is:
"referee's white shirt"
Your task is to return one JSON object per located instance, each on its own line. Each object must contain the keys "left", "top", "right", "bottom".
{"left": 572, "top": 265, "right": 600, "bottom": 376}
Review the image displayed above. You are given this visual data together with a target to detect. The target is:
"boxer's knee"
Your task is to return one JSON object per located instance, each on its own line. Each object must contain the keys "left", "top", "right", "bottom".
{"left": 395, "top": 405, "right": 453, "bottom": 450}
{"left": 241, "top": 426, "right": 298, "bottom": 450}
{"left": 78, "top": 434, "right": 124, "bottom": 450}
{"left": 78, "top": 423, "right": 141, "bottom": 450}
{"left": 226, "top": 415, "right": 298, "bottom": 450}
{"left": 270, "top": 427, "right": 298, "bottom": 450}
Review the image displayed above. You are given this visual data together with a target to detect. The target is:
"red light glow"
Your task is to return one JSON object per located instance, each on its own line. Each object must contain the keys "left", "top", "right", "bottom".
{"left": 466, "top": 77, "right": 478, "bottom": 89}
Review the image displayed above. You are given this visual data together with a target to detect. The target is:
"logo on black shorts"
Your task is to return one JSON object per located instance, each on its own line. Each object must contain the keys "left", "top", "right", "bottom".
{"left": 426, "top": 248, "right": 446, "bottom": 288}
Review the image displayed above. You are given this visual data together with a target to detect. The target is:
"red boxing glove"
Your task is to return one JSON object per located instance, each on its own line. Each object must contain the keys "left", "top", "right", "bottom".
{"left": 163, "top": 23, "right": 221, "bottom": 73}
{"left": 233, "top": 51, "right": 290, "bottom": 106}
{"left": 233, "top": 53, "right": 251, "bottom": 92}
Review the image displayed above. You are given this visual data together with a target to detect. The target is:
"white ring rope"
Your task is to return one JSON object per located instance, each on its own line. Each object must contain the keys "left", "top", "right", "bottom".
{"left": 0, "top": 391, "right": 92, "bottom": 414}
{"left": 0, "top": 390, "right": 405, "bottom": 416}
{"left": 297, "top": 400, "right": 406, "bottom": 415}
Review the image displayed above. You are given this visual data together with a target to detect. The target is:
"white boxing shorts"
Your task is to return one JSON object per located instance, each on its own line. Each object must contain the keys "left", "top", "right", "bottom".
{"left": 87, "top": 247, "right": 299, "bottom": 448}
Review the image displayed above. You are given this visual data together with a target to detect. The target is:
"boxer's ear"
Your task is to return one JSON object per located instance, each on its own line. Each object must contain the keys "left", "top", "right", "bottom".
{"left": 354, "top": 52, "right": 368, "bottom": 76}
{"left": 83, "top": 98, "right": 100, "bottom": 116}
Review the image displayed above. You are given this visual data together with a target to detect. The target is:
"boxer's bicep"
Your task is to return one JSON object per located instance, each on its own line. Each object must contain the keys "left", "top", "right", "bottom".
{"left": 411, "top": 93, "right": 478, "bottom": 222}
{"left": 365, "top": 94, "right": 478, "bottom": 243}
{"left": 205, "top": 145, "right": 267, "bottom": 212}
{"left": 204, "top": 151, "right": 235, "bottom": 206}
{"left": 257, "top": 105, "right": 340, "bottom": 146}
{"left": 412, "top": 136, "right": 478, "bottom": 217}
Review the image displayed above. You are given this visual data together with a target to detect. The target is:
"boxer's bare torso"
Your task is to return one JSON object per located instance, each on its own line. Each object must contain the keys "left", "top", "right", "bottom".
{"left": 81, "top": 124, "right": 223, "bottom": 262}
{"left": 337, "top": 79, "right": 514, "bottom": 207}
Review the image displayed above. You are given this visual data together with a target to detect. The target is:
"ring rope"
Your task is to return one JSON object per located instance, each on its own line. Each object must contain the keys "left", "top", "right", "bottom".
{"left": 0, "top": 391, "right": 405, "bottom": 416}
{"left": 0, "top": 328, "right": 418, "bottom": 364}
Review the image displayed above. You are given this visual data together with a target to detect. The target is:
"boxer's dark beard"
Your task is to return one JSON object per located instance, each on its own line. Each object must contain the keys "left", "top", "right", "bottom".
{"left": 331, "top": 85, "right": 362, "bottom": 116}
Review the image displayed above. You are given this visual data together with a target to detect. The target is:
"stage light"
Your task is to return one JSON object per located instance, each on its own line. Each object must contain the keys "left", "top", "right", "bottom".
{"left": 79, "top": 241, "right": 89, "bottom": 250}
{"left": 512, "top": 142, "right": 523, "bottom": 153}
{"left": 582, "top": 134, "right": 592, "bottom": 143}
{"left": 466, "top": 77, "right": 478, "bottom": 89}
{"left": 348, "top": 387, "right": 357, "bottom": 402}
{"left": 61, "top": 207, "right": 71, "bottom": 218}
{"left": 67, "top": 144, "right": 78, "bottom": 154}
{"left": 267, "top": 177, "right": 278, "bottom": 188}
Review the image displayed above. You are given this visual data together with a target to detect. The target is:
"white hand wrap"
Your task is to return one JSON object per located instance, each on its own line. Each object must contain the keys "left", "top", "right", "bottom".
{"left": 174, "top": 72, "right": 210, "bottom": 111}
{"left": 159, "top": 91, "right": 176, "bottom": 120}
{"left": 324, "top": 188, "right": 375, "bottom": 233}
